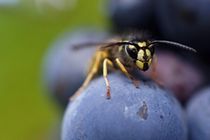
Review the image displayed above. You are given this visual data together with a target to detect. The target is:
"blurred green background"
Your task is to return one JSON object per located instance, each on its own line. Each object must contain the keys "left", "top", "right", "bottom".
{"left": 0, "top": 0, "right": 106, "bottom": 139}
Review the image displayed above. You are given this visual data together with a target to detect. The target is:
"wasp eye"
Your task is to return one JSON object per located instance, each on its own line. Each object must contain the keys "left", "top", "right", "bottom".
{"left": 125, "top": 45, "right": 138, "bottom": 59}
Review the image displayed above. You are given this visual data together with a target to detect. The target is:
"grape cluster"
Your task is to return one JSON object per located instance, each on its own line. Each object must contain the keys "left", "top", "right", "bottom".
{"left": 43, "top": 1, "right": 210, "bottom": 139}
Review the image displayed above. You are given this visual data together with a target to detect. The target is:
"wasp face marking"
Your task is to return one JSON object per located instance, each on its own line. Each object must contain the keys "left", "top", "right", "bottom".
{"left": 137, "top": 49, "right": 144, "bottom": 61}
{"left": 138, "top": 42, "right": 147, "bottom": 48}
{"left": 125, "top": 41, "right": 154, "bottom": 71}
{"left": 136, "top": 60, "right": 150, "bottom": 71}
{"left": 136, "top": 60, "right": 144, "bottom": 70}
{"left": 145, "top": 49, "right": 151, "bottom": 58}
{"left": 135, "top": 42, "right": 154, "bottom": 71}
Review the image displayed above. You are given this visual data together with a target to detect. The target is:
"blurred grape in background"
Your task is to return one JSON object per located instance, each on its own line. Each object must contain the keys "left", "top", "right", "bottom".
{"left": 156, "top": 0, "right": 210, "bottom": 62}
{"left": 187, "top": 87, "right": 210, "bottom": 140}
{"left": 106, "top": 0, "right": 158, "bottom": 34}
{"left": 42, "top": 27, "right": 108, "bottom": 108}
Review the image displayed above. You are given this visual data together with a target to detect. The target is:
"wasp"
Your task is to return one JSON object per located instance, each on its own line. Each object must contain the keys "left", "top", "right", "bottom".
{"left": 70, "top": 33, "right": 196, "bottom": 101}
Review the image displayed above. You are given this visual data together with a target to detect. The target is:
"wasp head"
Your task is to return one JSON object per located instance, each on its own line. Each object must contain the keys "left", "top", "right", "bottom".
{"left": 125, "top": 41, "right": 155, "bottom": 71}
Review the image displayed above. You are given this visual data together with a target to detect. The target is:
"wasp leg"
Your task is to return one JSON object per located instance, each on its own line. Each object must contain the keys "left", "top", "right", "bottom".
{"left": 115, "top": 58, "right": 140, "bottom": 88}
{"left": 103, "top": 58, "right": 114, "bottom": 99}
{"left": 70, "top": 52, "right": 102, "bottom": 101}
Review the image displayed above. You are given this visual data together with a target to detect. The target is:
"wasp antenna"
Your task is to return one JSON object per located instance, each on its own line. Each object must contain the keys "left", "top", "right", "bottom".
{"left": 150, "top": 40, "right": 197, "bottom": 53}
